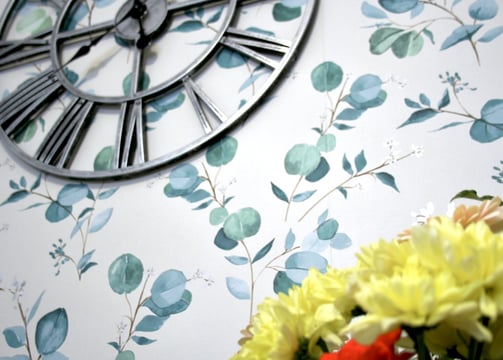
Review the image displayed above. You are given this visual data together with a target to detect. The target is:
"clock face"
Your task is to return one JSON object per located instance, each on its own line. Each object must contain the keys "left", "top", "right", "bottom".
{"left": 0, "top": 0, "right": 316, "bottom": 180}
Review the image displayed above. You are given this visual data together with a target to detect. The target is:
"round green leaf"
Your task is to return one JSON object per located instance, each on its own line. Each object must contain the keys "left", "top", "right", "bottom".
{"left": 223, "top": 207, "right": 261, "bottom": 241}
{"left": 205, "top": 136, "right": 238, "bottom": 167}
{"left": 108, "top": 254, "right": 144, "bottom": 294}
{"left": 94, "top": 146, "right": 114, "bottom": 171}
{"left": 378, "top": 0, "right": 418, "bottom": 13}
{"left": 369, "top": 27, "right": 404, "bottom": 55}
{"left": 350, "top": 74, "right": 382, "bottom": 103}
{"left": 35, "top": 308, "right": 68, "bottom": 355}
{"left": 272, "top": 3, "right": 302, "bottom": 22}
{"left": 284, "top": 144, "right": 321, "bottom": 176}
{"left": 317, "top": 219, "right": 339, "bottom": 240}
{"left": 316, "top": 134, "right": 336, "bottom": 152}
{"left": 150, "top": 270, "right": 187, "bottom": 308}
{"left": 116, "top": 350, "right": 135, "bottom": 360}
{"left": 209, "top": 207, "right": 228, "bottom": 225}
{"left": 311, "top": 61, "right": 343, "bottom": 92}
{"left": 168, "top": 163, "right": 200, "bottom": 190}
{"left": 57, "top": 183, "right": 89, "bottom": 206}
{"left": 391, "top": 31, "right": 424, "bottom": 58}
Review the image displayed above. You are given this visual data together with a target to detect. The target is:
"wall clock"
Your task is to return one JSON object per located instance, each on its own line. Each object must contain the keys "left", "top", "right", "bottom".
{"left": 0, "top": 0, "right": 316, "bottom": 180}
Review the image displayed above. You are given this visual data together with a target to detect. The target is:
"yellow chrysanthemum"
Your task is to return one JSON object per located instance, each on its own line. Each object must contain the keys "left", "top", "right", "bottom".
{"left": 231, "top": 268, "right": 353, "bottom": 360}
{"left": 412, "top": 218, "right": 503, "bottom": 319}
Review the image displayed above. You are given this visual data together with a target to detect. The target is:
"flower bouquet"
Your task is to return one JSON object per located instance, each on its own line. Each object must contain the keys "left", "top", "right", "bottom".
{"left": 232, "top": 195, "right": 503, "bottom": 360}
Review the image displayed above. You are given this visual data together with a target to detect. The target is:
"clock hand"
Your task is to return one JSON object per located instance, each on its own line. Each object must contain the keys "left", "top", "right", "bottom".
{"left": 62, "top": 0, "right": 148, "bottom": 67}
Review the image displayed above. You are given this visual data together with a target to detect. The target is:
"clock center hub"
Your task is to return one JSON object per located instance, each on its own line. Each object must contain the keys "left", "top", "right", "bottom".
{"left": 115, "top": 0, "right": 167, "bottom": 44}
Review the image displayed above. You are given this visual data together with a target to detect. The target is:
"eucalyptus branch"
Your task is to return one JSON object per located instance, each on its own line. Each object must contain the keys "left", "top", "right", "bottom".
{"left": 285, "top": 176, "right": 304, "bottom": 221}
{"left": 201, "top": 163, "right": 225, "bottom": 207}
{"left": 17, "top": 301, "right": 34, "bottom": 360}
{"left": 298, "top": 152, "right": 415, "bottom": 222}
{"left": 240, "top": 240, "right": 255, "bottom": 324}
{"left": 451, "top": 80, "right": 477, "bottom": 119}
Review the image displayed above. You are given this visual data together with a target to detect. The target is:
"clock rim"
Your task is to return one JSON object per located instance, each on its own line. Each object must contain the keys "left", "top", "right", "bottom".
{"left": 0, "top": 0, "right": 318, "bottom": 181}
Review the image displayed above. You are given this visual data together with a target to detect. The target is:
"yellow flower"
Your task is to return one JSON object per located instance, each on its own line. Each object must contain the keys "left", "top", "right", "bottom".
{"left": 232, "top": 268, "right": 353, "bottom": 360}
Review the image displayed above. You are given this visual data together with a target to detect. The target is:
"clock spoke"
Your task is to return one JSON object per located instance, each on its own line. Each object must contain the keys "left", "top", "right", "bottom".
{"left": 114, "top": 99, "right": 146, "bottom": 168}
{"left": 221, "top": 27, "right": 291, "bottom": 69}
{"left": 183, "top": 77, "right": 227, "bottom": 134}
{"left": 167, "top": 0, "right": 231, "bottom": 12}
{"left": 0, "top": 69, "right": 65, "bottom": 136}
{"left": 35, "top": 97, "right": 96, "bottom": 168}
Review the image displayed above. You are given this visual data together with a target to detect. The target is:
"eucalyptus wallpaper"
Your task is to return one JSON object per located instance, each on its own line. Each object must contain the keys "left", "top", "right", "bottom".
{"left": 1, "top": 0, "right": 503, "bottom": 359}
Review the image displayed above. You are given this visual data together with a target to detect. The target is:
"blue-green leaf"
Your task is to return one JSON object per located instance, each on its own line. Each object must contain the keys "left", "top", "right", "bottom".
{"left": 398, "top": 108, "right": 438, "bottom": 128}
{"left": 285, "top": 251, "right": 328, "bottom": 283}
{"left": 362, "top": 1, "right": 387, "bottom": 18}
{"left": 375, "top": 172, "right": 399, "bottom": 191}
{"left": 441, "top": 24, "right": 483, "bottom": 50}
{"left": 391, "top": 31, "right": 424, "bottom": 58}
{"left": 336, "top": 108, "right": 364, "bottom": 120}
{"left": 318, "top": 209, "right": 329, "bottom": 224}
{"left": 77, "top": 250, "right": 95, "bottom": 271}
{"left": 183, "top": 189, "right": 211, "bottom": 203}
{"left": 478, "top": 25, "right": 503, "bottom": 42}
{"left": 252, "top": 239, "right": 274, "bottom": 263}
{"left": 224, "top": 256, "right": 249, "bottom": 265}
{"left": 216, "top": 48, "right": 246, "bottom": 68}
{"left": 35, "top": 308, "right": 68, "bottom": 355}
{"left": 192, "top": 199, "right": 213, "bottom": 210}
{"left": 57, "top": 184, "right": 88, "bottom": 206}
{"left": 273, "top": 271, "right": 298, "bottom": 294}
{"left": 171, "top": 20, "right": 203, "bottom": 32}
{"left": 226, "top": 277, "right": 250, "bottom": 299}
{"left": 369, "top": 27, "right": 404, "bottom": 55}
{"left": 108, "top": 342, "right": 120, "bottom": 352}
{"left": 223, "top": 207, "right": 261, "bottom": 241}
{"left": 168, "top": 163, "right": 201, "bottom": 191}
{"left": 134, "top": 315, "right": 168, "bottom": 332}
{"left": 302, "top": 231, "right": 330, "bottom": 253}
{"left": 143, "top": 290, "right": 191, "bottom": 316}
{"left": 151, "top": 270, "right": 187, "bottom": 308}
{"left": 330, "top": 233, "right": 352, "bottom": 249}
{"left": 272, "top": 3, "right": 301, "bottom": 22}
{"left": 419, "top": 93, "right": 430, "bottom": 106}
{"left": 469, "top": 0, "right": 498, "bottom": 20}
{"left": 89, "top": 208, "right": 113, "bottom": 233}
{"left": 317, "top": 219, "right": 339, "bottom": 240}
{"left": 45, "top": 202, "right": 71, "bottom": 223}
{"left": 285, "top": 144, "right": 321, "bottom": 176}
{"left": 404, "top": 98, "right": 421, "bottom": 108}
{"left": 132, "top": 336, "right": 156, "bottom": 345}
{"left": 310, "top": 62, "right": 343, "bottom": 92}
{"left": 108, "top": 254, "right": 144, "bottom": 295}
{"left": 305, "top": 157, "right": 329, "bottom": 182}
{"left": 316, "top": 134, "right": 336, "bottom": 152}
{"left": 10, "top": 180, "right": 19, "bottom": 189}
{"left": 349, "top": 74, "right": 382, "bottom": 103}
{"left": 214, "top": 228, "right": 239, "bottom": 250}
{"left": 28, "top": 291, "right": 45, "bottom": 323}
{"left": 3, "top": 326, "right": 26, "bottom": 348}
{"left": 355, "top": 150, "right": 367, "bottom": 172}
{"left": 31, "top": 174, "right": 42, "bottom": 191}
{"left": 0, "top": 355, "right": 29, "bottom": 360}
{"left": 98, "top": 187, "right": 119, "bottom": 200}
{"left": 271, "top": 182, "right": 289, "bottom": 202}
{"left": 43, "top": 351, "right": 68, "bottom": 360}
{"left": 378, "top": 0, "right": 418, "bottom": 13}
{"left": 1, "top": 190, "right": 29, "bottom": 206}
{"left": 470, "top": 99, "right": 503, "bottom": 142}
{"left": 342, "top": 154, "right": 353, "bottom": 175}
{"left": 206, "top": 136, "right": 238, "bottom": 167}
{"left": 207, "top": 6, "right": 224, "bottom": 23}
{"left": 115, "top": 350, "right": 134, "bottom": 360}
{"left": 284, "top": 229, "right": 296, "bottom": 250}
{"left": 438, "top": 89, "right": 450, "bottom": 109}
{"left": 209, "top": 207, "right": 228, "bottom": 225}
{"left": 292, "top": 190, "right": 316, "bottom": 202}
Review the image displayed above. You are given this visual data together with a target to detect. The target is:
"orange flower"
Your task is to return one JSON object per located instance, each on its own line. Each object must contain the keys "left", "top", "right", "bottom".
{"left": 452, "top": 196, "right": 503, "bottom": 232}
{"left": 320, "top": 329, "right": 414, "bottom": 360}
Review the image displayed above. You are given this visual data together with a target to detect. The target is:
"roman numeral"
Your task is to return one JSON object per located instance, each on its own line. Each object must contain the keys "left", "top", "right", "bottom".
{"left": 114, "top": 99, "right": 146, "bottom": 168}
{"left": 220, "top": 27, "right": 292, "bottom": 69}
{"left": 0, "top": 29, "right": 52, "bottom": 69}
{"left": 35, "top": 97, "right": 95, "bottom": 168}
{"left": 0, "top": 68, "right": 65, "bottom": 136}
{"left": 183, "top": 76, "right": 227, "bottom": 134}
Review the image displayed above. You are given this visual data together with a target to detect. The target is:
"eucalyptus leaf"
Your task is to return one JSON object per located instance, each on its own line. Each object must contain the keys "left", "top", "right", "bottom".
{"left": 35, "top": 308, "right": 68, "bottom": 355}
{"left": 108, "top": 254, "right": 144, "bottom": 295}
{"left": 205, "top": 136, "right": 238, "bottom": 167}
{"left": 252, "top": 239, "right": 274, "bottom": 263}
{"left": 440, "top": 24, "right": 483, "bottom": 50}
{"left": 89, "top": 208, "right": 113, "bottom": 233}
{"left": 150, "top": 270, "right": 187, "bottom": 308}
{"left": 223, "top": 207, "right": 261, "bottom": 241}
{"left": 272, "top": 3, "right": 301, "bottom": 22}
{"left": 225, "top": 277, "right": 250, "bottom": 299}
{"left": 310, "top": 62, "right": 343, "bottom": 92}
{"left": 284, "top": 144, "right": 321, "bottom": 176}
{"left": 3, "top": 326, "right": 26, "bottom": 348}
{"left": 271, "top": 182, "right": 289, "bottom": 202}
